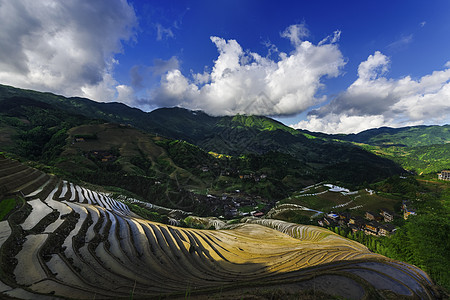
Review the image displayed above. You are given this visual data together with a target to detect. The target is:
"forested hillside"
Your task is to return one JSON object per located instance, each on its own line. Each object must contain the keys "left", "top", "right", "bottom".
{"left": 299, "top": 124, "right": 450, "bottom": 174}
{"left": 0, "top": 84, "right": 402, "bottom": 192}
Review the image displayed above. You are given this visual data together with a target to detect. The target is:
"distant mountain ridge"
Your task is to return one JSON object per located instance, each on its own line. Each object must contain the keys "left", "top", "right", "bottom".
{"left": 3, "top": 83, "right": 449, "bottom": 148}
{"left": 299, "top": 124, "right": 450, "bottom": 148}
{"left": 0, "top": 84, "right": 403, "bottom": 185}
{"left": 297, "top": 123, "right": 450, "bottom": 174}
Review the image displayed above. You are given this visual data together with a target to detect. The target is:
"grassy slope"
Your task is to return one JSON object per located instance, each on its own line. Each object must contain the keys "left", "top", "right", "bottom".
{"left": 0, "top": 198, "right": 16, "bottom": 220}
{"left": 0, "top": 84, "right": 157, "bottom": 132}
{"left": 279, "top": 184, "right": 399, "bottom": 217}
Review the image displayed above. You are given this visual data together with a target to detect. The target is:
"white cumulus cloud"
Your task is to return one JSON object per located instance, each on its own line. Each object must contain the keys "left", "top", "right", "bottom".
{"left": 293, "top": 52, "right": 450, "bottom": 133}
{"left": 150, "top": 25, "right": 346, "bottom": 116}
{"left": 0, "top": 0, "right": 137, "bottom": 103}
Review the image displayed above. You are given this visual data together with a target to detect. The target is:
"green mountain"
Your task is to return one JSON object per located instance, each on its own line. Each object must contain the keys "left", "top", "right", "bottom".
{"left": 299, "top": 124, "right": 450, "bottom": 148}
{"left": 0, "top": 84, "right": 402, "bottom": 188}
{"left": 148, "top": 108, "right": 403, "bottom": 185}
{"left": 0, "top": 84, "right": 159, "bottom": 130}
{"left": 339, "top": 125, "right": 450, "bottom": 147}
{"left": 298, "top": 125, "right": 450, "bottom": 174}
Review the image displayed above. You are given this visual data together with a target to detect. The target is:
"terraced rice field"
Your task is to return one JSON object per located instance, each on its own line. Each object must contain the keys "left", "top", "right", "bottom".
{"left": 275, "top": 184, "right": 399, "bottom": 219}
{"left": 0, "top": 156, "right": 439, "bottom": 299}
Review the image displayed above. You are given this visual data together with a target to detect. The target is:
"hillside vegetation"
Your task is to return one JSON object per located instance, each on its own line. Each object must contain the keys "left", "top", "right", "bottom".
{"left": 341, "top": 125, "right": 450, "bottom": 147}
{"left": 0, "top": 84, "right": 405, "bottom": 218}
{"left": 0, "top": 84, "right": 403, "bottom": 188}
{"left": 360, "top": 143, "right": 450, "bottom": 174}
{"left": 300, "top": 124, "right": 450, "bottom": 175}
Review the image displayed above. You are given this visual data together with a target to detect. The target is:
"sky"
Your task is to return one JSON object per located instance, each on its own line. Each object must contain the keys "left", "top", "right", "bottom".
{"left": 1, "top": 0, "right": 450, "bottom": 134}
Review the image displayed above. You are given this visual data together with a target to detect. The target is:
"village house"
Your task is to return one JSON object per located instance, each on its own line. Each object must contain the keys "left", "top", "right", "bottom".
{"left": 348, "top": 216, "right": 366, "bottom": 229}
{"left": 336, "top": 212, "right": 350, "bottom": 226}
{"left": 364, "top": 220, "right": 381, "bottom": 236}
{"left": 101, "top": 155, "right": 115, "bottom": 162}
{"left": 438, "top": 170, "right": 450, "bottom": 181}
{"left": 318, "top": 217, "right": 329, "bottom": 227}
{"left": 379, "top": 208, "right": 394, "bottom": 223}
{"left": 365, "top": 211, "right": 377, "bottom": 221}
{"left": 316, "top": 209, "right": 398, "bottom": 237}
{"left": 378, "top": 224, "right": 396, "bottom": 236}
{"left": 365, "top": 211, "right": 383, "bottom": 222}
{"left": 253, "top": 174, "right": 268, "bottom": 182}
{"left": 223, "top": 204, "right": 238, "bottom": 217}
{"left": 337, "top": 218, "right": 346, "bottom": 227}
{"left": 403, "top": 207, "right": 416, "bottom": 220}
{"left": 327, "top": 213, "right": 340, "bottom": 220}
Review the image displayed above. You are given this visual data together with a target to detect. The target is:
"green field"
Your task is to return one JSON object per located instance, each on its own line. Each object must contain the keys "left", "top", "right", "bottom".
{"left": 0, "top": 198, "right": 16, "bottom": 220}
{"left": 279, "top": 185, "right": 400, "bottom": 218}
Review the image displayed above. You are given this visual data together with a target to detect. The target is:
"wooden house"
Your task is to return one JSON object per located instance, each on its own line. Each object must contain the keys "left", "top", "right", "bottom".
{"left": 438, "top": 170, "right": 450, "bottom": 181}
{"left": 379, "top": 208, "right": 394, "bottom": 222}
{"left": 365, "top": 211, "right": 377, "bottom": 221}
{"left": 364, "top": 221, "right": 380, "bottom": 236}
{"left": 378, "top": 224, "right": 396, "bottom": 236}
{"left": 348, "top": 216, "right": 366, "bottom": 229}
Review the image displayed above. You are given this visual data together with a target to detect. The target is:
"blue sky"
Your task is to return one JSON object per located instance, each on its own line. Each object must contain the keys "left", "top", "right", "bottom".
{"left": 1, "top": 0, "right": 450, "bottom": 133}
